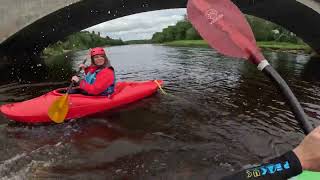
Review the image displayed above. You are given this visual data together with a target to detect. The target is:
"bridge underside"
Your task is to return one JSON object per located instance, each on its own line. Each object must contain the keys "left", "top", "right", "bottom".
{"left": 0, "top": 0, "right": 320, "bottom": 61}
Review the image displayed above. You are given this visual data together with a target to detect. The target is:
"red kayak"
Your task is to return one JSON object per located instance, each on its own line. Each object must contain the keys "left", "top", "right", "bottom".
{"left": 0, "top": 80, "right": 163, "bottom": 123}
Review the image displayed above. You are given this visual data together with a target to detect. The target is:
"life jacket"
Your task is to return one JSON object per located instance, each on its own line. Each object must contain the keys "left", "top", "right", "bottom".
{"left": 84, "top": 66, "right": 116, "bottom": 96}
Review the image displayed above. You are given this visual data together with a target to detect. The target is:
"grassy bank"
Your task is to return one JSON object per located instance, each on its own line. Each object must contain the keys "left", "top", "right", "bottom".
{"left": 257, "top": 41, "right": 310, "bottom": 51}
{"left": 164, "top": 40, "right": 312, "bottom": 53}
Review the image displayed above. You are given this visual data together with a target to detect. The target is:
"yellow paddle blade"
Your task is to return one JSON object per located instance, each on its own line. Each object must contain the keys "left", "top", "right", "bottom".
{"left": 154, "top": 80, "right": 167, "bottom": 95}
{"left": 48, "top": 94, "right": 69, "bottom": 123}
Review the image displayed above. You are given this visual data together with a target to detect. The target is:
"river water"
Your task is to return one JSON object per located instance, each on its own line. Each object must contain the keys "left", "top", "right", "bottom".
{"left": 0, "top": 44, "right": 320, "bottom": 179}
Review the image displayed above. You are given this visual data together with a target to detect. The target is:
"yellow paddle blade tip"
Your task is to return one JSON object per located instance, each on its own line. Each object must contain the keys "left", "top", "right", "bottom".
{"left": 154, "top": 80, "right": 167, "bottom": 95}
{"left": 48, "top": 95, "right": 69, "bottom": 123}
{"left": 48, "top": 112, "right": 65, "bottom": 123}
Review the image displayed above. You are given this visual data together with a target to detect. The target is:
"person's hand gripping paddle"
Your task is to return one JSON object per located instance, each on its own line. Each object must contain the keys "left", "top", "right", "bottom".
{"left": 187, "top": 0, "right": 313, "bottom": 134}
{"left": 48, "top": 58, "right": 87, "bottom": 123}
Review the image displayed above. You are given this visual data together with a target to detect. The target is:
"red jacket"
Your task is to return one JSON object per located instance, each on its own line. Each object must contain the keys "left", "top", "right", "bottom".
{"left": 79, "top": 65, "right": 115, "bottom": 95}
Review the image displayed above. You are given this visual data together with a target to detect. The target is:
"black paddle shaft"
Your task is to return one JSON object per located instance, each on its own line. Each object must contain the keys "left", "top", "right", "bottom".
{"left": 67, "top": 58, "right": 87, "bottom": 94}
{"left": 262, "top": 65, "right": 313, "bottom": 134}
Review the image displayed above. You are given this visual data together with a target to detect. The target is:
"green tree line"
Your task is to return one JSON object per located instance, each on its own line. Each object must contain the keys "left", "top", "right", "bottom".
{"left": 151, "top": 20, "right": 201, "bottom": 43}
{"left": 43, "top": 31, "right": 125, "bottom": 56}
{"left": 152, "top": 15, "right": 304, "bottom": 44}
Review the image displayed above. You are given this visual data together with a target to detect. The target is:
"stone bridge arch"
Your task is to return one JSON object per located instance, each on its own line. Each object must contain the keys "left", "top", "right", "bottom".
{"left": 0, "top": 0, "right": 319, "bottom": 60}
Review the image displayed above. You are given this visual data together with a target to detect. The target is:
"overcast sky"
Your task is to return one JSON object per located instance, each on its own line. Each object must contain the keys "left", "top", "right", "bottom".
{"left": 85, "top": 8, "right": 186, "bottom": 41}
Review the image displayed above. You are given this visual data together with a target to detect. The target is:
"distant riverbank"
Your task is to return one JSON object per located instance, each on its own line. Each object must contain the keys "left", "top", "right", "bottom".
{"left": 42, "top": 31, "right": 126, "bottom": 57}
{"left": 164, "top": 40, "right": 312, "bottom": 54}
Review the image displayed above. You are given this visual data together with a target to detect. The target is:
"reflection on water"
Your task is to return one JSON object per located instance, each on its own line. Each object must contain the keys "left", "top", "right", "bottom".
{"left": 0, "top": 53, "right": 75, "bottom": 86}
{"left": 0, "top": 44, "right": 319, "bottom": 179}
{"left": 43, "top": 53, "right": 74, "bottom": 82}
{"left": 302, "top": 56, "right": 320, "bottom": 82}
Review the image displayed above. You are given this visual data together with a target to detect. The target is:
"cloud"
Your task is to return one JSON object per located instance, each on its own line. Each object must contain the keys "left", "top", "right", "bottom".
{"left": 84, "top": 8, "right": 186, "bottom": 40}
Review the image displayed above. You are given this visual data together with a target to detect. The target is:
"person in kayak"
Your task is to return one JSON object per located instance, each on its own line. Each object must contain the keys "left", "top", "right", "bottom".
{"left": 70, "top": 47, "right": 115, "bottom": 96}
{"left": 222, "top": 125, "right": 320, "bottom": 180}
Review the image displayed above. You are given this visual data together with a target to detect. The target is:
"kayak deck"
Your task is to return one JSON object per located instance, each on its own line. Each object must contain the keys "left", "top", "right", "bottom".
{"left": 1, "top": 80, "right": 163, "bottom": 123}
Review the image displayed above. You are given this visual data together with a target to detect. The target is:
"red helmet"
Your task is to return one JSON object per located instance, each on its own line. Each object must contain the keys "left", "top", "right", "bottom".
{"left": 90, "top": 47, "right": 106, "bottom": 57}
